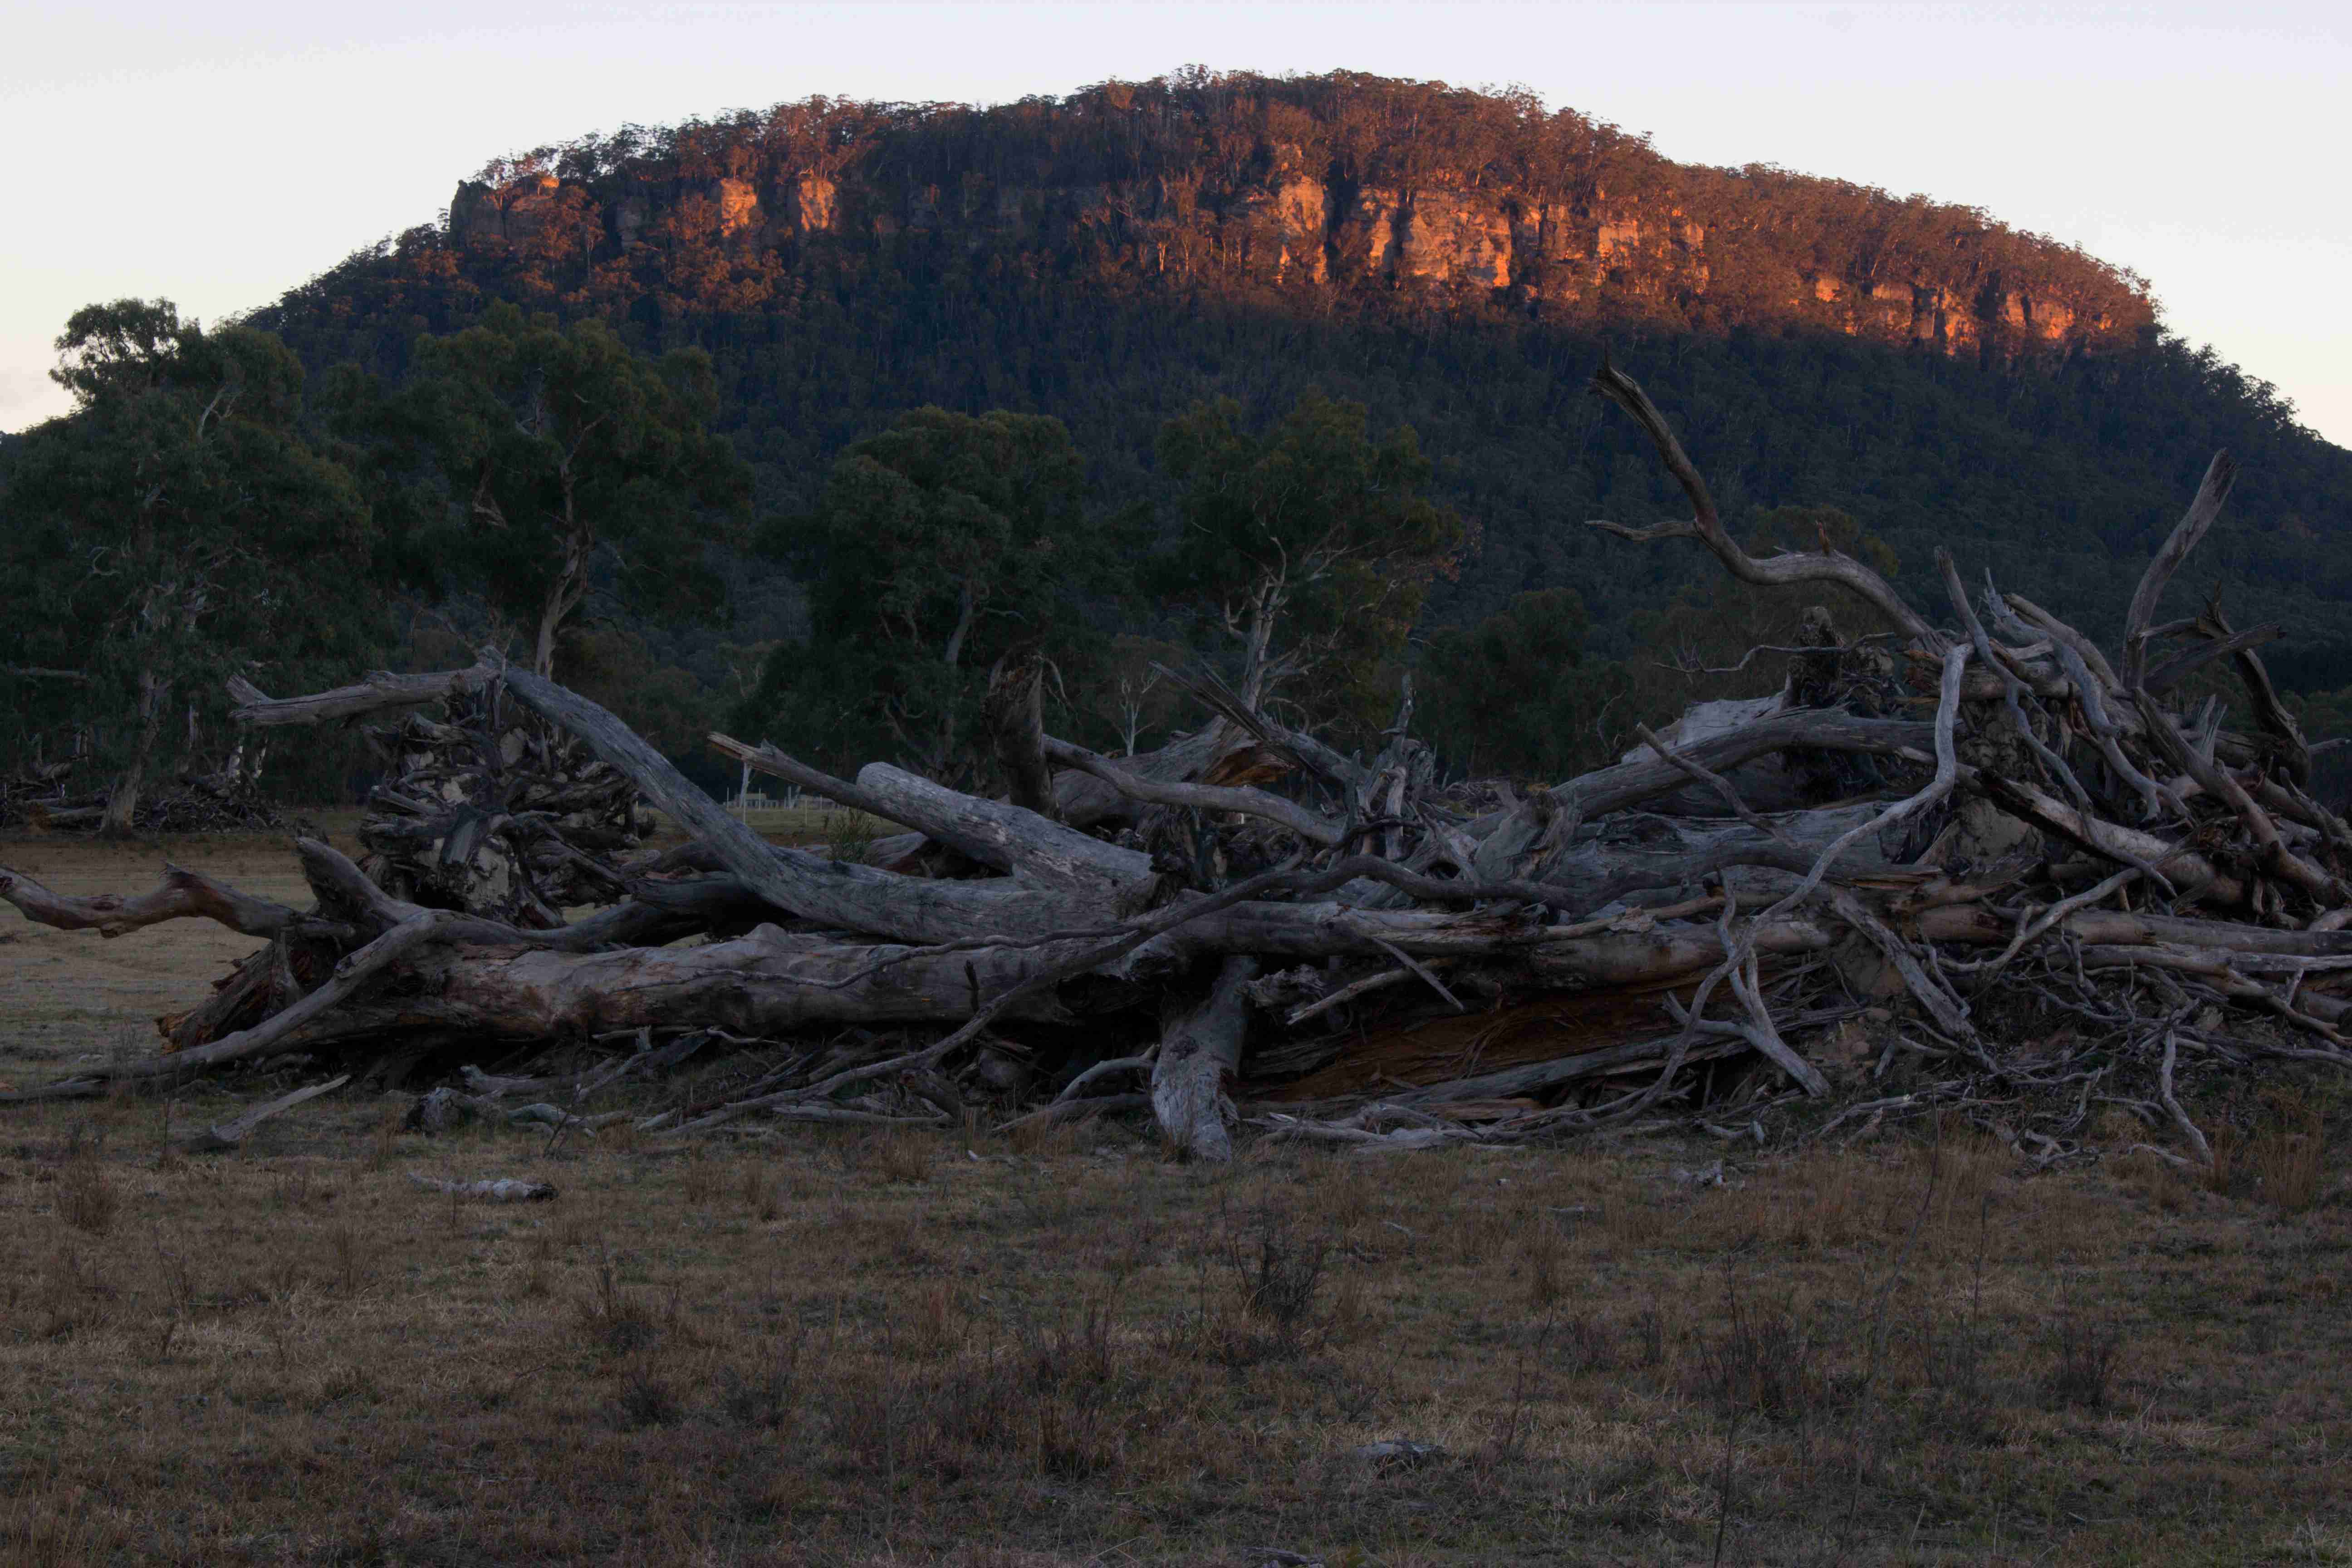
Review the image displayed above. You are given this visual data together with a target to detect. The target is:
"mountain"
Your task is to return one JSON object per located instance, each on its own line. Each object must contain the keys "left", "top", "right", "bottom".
{"left": 260, "top": 69, "right": 2352, "bottom": 685}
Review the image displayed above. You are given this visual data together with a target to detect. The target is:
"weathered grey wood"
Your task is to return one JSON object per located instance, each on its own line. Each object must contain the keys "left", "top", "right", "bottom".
{"left": 229, "top": 666, "right": 497, "bottom": 727}
{"left": 1492, "top": 711, "right": 1934, "bottom": 833}
{"left": 127, "top": 925, "right": 1101, "bottom": 1076}
{"left": 853, "top": 762, "right": 1152, "bottom": 900}
{"left": 1586, "top": 357, "right": 1948, "bottom": 652}
{"left": 707, "top": 732, "right": 912, "bottom": 831}
{"left": 0, "top": 861, "right": 299, "bottom": 940}
{"left": 1968, "top": 770, "right": 2245, "bottom": 905}
{"left": 1152, "top": 955, "right": 1259, "bottom": 1161}
{"left": 61, "top": 913, "right": 450, "bottom": 1087}
{"left": 504, "top": 670, "right": 1101, "bottom": 946}
{"left": 1397, "top": 1034, "right": 1749, "bottom": 1102}
{"left": 292, "top": 835, "right": 739, "bottom": 952}
{"left": 1051, "top": 725, "right": 1228, "bottom": 828}
{"left": 181, "top": 1074, "right": 350, "bottom": 1152}
{"left": 407, "top": 1173, "right": 556, "bottom": 1203}
{"left": 982, "top": 647, "right": 1057, "bottom": 820}
{"left": 2143, "top": 622, "right": 2280, "bottom": 697}
{"left": 2122, "top": 450, "right": 2238, "bottom": 687}
{"left": 2201, "top": 602, "right": 2312, "bottom": 785}
{"left": 1042, "top": 735, "right": 1348, "bottom": 847}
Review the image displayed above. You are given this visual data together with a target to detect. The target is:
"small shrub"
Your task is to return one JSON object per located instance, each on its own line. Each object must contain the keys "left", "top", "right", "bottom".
{"left": 2205, "top": 1127, "right": 2241, "bottom": 1196}
{"left": 1234, "top": 1213, "right": 1328, "bottom": 1341}
{"left": 1691, "top": 1293, "right": 1826, "bottom": 1423}
{"left": 1039, "top": 1294, "right": 1120, "bottom": 1389}
{"left": 0, "top": 1472, "right": 96, "bottom": 1568}
{"left": 718, "top": 1335, "right": 805, "bottom": 1429}
{"left": 2040, "top": 1313, "right": 2123, "bottom": 1410}
{"left": 1007, "top": 1118, "right": 1080, "bottom": 1160}
{"left": 741, "top": 1166, "right": 781, "bottom": 1221}
{"left": 1629, "top": 1307, "right": 1669, "bottom": 1371}
{"left": 1559, "top": 1314, "right": 1616, "bottom": 1375}
{"left": 611, "top": 1363, "right": 682, "bottom": 1430}
{"left": 825, "top": 810, "right": 877, "bottom": 865}
{"left": 34, "top": 1246, "right": 113, "bottom": 1343}
{"left": 325, "top": 1223, "right": 365, "bottom": 1295}
{"left": 1171, "top": 1206, "right": 1336, "bottom": 1366}
{"left": 900, "top": 1281, "right": 965, "bottom": 1360}
{"left": 870, "top": 1128, "right": 933, "bottom": 1186}
{"left": 1524, "top": 1222, "right": 1563, "bottom": 1311}
{"left": 577, "top": 1250, "right": 659, "bottom": 1357}
{"left": 56, "top": 1133, "right": 118, "bottom": 1238}
{"left": 2253, "top": 1093, "right": 2326, "bottom": 1213}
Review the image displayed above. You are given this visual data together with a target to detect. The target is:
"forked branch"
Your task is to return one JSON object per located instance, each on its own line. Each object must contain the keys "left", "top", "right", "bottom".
{"left": 1585, "top": 356, "right": 1947, "bottom": 652}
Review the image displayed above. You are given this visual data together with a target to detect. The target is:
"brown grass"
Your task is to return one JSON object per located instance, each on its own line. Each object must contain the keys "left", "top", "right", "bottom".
{"left": 4, "top": 838, "right": 2352, "bottom": 1564}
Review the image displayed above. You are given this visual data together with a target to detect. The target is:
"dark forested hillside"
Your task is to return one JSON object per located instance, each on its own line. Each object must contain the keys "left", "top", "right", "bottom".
{"left": 248, "top": 70, "right": 2351, "bottom": 692}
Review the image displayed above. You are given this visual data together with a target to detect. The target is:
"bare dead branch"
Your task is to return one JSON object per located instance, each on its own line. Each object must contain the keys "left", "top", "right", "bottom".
{"left": 1586, "top": 356, "right": 1946, "bottom": 652}
{"left": 0, "top": 861, "right": 300, "bottom": 940}
{"left": 230, "top": 666, "right": 498, "bottom": 727}
{"left": 2123, "top": 451, "right": 2239, "bottom": 687}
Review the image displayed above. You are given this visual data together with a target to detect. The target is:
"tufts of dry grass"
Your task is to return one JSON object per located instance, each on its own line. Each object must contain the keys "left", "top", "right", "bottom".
{"left": 52, "top": 1127, "right": 118, "bottom": 1237}
{"left": 2253, "top": 1089, "right": 2328, "bottom": 1212}
{"left": 0, "top": 1084, "right": 2349, "bottom": 1564}
{"left": 5, "top": 835, "right": 2352, "bottom": 1564}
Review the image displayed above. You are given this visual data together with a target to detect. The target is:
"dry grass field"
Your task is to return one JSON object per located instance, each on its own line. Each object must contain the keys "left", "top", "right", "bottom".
{"left": 3, "top": 832, "right": 2352, "bottom": 1566}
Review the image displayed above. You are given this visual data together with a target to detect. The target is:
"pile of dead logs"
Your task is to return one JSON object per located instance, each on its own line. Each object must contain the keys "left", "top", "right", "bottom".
{"left": 337, "top": 678, "right": 655, "bottom": 926}
{"left": 1, "top": 756, "right": 283, "bottom": 835}
{"left": 5, "top": 361, "right": 2348, "bottom": 1170}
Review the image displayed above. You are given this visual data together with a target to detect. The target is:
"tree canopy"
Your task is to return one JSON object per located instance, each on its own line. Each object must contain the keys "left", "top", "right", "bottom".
{"left": 0, "top": 299, "right": 380, "bottom": 827}
{"left": 735, "top": 406, "right": 1129, "bottom": 776}
{"left": 331, "top": 302, "right": 751, "bottom": 676}
{"left": 1154, "top": 391, "right": 1467, "bottom": 734}
{"left": 1421, "top": 588, "right": 1623, "bottom": 780}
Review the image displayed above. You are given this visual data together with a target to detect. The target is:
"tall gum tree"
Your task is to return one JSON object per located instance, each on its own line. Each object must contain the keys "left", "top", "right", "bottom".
{"left": 337, "top": 303, "right": 751, "bottom": 677}
{"left": 0, "top": 300, "right": 380, "bottom": 833}
{"left": 737, "top": 407, "right": 1131, "bottom": 778}
{"left": 1153, "top": 392, "right": 1468, "bottom": 733}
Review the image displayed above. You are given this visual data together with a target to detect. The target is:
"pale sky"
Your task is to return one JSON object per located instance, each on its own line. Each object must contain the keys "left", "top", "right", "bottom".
{"left": 5, "top": 1, "right": 2347, "bottom": 446}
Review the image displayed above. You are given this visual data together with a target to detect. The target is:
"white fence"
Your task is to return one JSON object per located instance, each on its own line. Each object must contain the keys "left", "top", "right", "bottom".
{"left": 729, "top": 754, "right": 804, "bottom": 817}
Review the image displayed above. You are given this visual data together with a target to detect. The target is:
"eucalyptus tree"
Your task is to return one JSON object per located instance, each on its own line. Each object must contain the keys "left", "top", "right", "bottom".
{"left": 737, "top": 406, "right": 1130, "bottom": 777}
{"left": 337, "top": 303, "right": 751, "bottom": 677}
{"left": 0, "top": 299, "right": 380, "bottom": 831}
{"left": 1153, "top": 391, "right": 1466, "bottom": 735}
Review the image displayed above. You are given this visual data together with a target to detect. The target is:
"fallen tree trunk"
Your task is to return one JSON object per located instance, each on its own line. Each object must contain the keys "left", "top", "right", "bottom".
{"left": 0, "top": 862, "right": 303, "bottom": 940}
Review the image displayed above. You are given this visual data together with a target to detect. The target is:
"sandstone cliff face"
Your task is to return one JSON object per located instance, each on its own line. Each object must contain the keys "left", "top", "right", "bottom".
{"left": 442, "top": 75, "right": 2150, "bottom": 359}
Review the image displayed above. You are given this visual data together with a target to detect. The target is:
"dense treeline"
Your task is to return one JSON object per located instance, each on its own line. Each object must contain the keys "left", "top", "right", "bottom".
{"left": 246, "top": 78, "right": 2343, "bottom": 671}
{"left": 262, "top": 230, "right": 2352, "bottom": 666}
{"left": 8, "top": 71, "right": 2350, "bottom": 808}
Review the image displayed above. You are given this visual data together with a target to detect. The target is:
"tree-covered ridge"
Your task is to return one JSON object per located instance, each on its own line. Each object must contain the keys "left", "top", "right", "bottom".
{"left": 155, "top": 68, "right": 2346, "bottom": 783}
{"left": 253, "top": 76, "right": 2340, "bottom": 603}
{"left": 322, "top": 70, "right": 2151, "bottom": 364}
